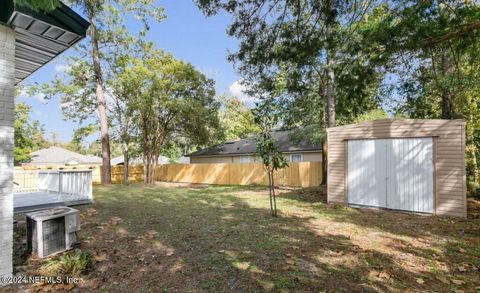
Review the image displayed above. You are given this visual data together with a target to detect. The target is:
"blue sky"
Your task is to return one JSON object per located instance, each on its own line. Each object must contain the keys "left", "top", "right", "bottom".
{"left": 17, "top": 1, "right": 250, "bottom": 142}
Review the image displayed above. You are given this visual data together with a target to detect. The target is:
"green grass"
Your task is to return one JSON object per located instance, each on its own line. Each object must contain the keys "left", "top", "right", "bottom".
{"left": 9, "top": 183, "right": 480, "bottom": 293}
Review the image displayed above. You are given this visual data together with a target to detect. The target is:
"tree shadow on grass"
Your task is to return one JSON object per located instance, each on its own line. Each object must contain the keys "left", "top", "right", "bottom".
{"left": 382, "top": 234, "right": 480, "bottom": 292}
{"left": 317, "top": 201, "right": 480, "bottom": 240}
{"left": 10, "top": 184, "right": 480, "bottom": 292}
{"left": 278, "top": 189, "right": 480, "bottom": 292}
{"left": 276, "top": 186, "right": 327, "bottom": 204}
{"left": 68, "top": 185, "right": 442, "bottom": 291}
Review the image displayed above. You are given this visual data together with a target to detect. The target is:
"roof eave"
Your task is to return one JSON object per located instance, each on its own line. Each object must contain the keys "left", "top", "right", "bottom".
{"left": 0, "top": 0, "right": 90, "bottom": 84}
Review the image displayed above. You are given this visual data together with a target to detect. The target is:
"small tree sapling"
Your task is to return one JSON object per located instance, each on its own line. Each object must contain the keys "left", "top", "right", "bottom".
{"left": 254, "top": 100, "right": 288, "bottom": 217}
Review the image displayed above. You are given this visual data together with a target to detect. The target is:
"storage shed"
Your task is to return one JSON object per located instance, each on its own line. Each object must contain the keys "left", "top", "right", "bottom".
{"left": 327, "top": 119, "right": 466, "bottom": 218}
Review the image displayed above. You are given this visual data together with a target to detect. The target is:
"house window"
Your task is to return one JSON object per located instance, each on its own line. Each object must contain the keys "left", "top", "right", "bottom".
{"left": 290, "top": 154, "right": 303, "bottom": 162}
{"left": 240, "top": 155, "right": 251, "bottom": 163}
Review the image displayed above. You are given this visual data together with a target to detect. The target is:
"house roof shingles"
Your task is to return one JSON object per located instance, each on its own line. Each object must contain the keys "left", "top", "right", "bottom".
{"left": 23, "top": 146, "right": 102, "bottom": 165}
{"left": 188, "top": 129, "right": 321, "bottom": 157}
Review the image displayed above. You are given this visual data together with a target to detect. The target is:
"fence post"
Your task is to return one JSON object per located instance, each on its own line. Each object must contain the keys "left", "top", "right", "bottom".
{"left": 58, "top": 171, "right": 63, "bottom": 194}
{"left": 88, "top": 171, "right": 93, "bottom": 201}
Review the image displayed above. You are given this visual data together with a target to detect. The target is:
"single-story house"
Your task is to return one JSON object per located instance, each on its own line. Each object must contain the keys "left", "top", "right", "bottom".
{"left": 327, "top": 119, "right": 466, "bottom": 218}
{"left": 111, "top": 156, "right": 144, "bottom": 166}
{"left": 0, "top": 0, "right": 89, "bottom": 281}
{"left": 188, "top": 129, "right": 322, "bottom": 164}
{"left": 22, "top": 146, "right": 102, "bottom": 167}
{"left": 112, "top": 155, "right": 190, "bottom": 165}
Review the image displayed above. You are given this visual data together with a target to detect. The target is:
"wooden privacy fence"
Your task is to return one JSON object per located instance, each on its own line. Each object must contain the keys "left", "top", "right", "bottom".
{"left": 107, "top": 165, "right": 145, "bottom": 183}
{"left": 18, "top": 162, "right": 322, "bottom": 187}
{"left": 154, "top": 162, "right": 322, "bottom": 187}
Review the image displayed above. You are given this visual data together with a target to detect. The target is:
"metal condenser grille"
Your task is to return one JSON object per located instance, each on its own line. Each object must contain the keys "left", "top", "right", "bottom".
{"left": 42, "top": 217, "right": 66, "bottom": 256}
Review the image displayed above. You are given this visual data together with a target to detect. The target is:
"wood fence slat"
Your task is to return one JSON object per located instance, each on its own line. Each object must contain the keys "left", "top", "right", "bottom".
{"left": 153, "top": 162, "right": 322, "bottom": 187}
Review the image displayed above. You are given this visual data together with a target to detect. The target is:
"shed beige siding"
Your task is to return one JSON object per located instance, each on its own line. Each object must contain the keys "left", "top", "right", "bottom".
{"left": 327, "top": 119, "right": 466, "bottom": 218}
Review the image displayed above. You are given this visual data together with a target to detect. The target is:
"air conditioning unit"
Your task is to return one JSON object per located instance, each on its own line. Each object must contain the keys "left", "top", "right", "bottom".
{"left": 26, "top": 207, "right": 80, "bottom": 258}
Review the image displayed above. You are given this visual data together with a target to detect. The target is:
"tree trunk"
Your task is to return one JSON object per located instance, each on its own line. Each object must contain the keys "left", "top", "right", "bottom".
{"left": 144, "top": 154, "right": 157, "bottom": 184}
{"left": 123, "top": 150, "right": 129, "bottom": 185}
{"left": 150, "top": 156, "right": 158, "bottom": 184}
{"left": 144, "top": 155, "right": 149, "bottom": 184}
{"left": 271, "top": 169, "right": 277, "bottom": 217}
{"left": 467, "top": 115, "right": 479, "bottom": 190}
{"left": 267, "top": 169, "right": 273, "bottom": 216}
{"left": 325, "top": 49, "right": 336, "bottom": 128}
{"left": 325, "top": 0, "right": 336, "bottom": 128}
{"left": 471, "top": 146, "right": 479, "bottom": 187}
{"left": 145, "top": 155, "right": 152, "bottom": 184}
{"left": 321, "top": 138, "right": 327, "bottom": 185}
{"left": 440, "top": 47, "right": 453, "bottom": 119}
{"left": 87, "top": 5, "right": 111, "bottom": 184}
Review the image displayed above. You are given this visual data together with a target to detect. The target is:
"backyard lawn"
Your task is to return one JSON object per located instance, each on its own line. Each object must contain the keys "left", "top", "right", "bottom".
{"left": 8, "top": 183, "right": 480, "bottom": 292}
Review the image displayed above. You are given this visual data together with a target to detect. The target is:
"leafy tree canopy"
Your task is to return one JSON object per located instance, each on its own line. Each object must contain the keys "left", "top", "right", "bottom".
{"left": 115, "top": 44, "right": 222, "bottom": 183}
{"left": 14, "top": 0, "right": 60, "bottom": 12}
{"left": 218, "top": 95, "right": 260, "bottom": 141}
{"left": 14, "top": 102, "right": 48, "bottom": 165}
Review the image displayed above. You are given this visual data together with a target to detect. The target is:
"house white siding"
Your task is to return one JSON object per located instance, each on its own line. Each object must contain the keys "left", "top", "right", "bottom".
{"left": 0, "top": 25, "right": 15, "bottom": 281}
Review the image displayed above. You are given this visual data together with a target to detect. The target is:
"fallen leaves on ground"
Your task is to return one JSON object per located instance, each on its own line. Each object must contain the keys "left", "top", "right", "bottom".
{"left": 451, "top": 279, "right": 466, "bottom": 285}
{"left": 416, "top": 277, "right": 425, "bottom": 284}
{"left": 109, "top": 216, "right": 122, "bottom": 225}
{"left": 8, "top": 184, "right": 480, "bottom": 293}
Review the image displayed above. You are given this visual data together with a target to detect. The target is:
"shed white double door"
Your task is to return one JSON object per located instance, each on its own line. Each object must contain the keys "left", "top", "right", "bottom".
{"left": 347, "top": 138, "right": 434, "bottom": 213}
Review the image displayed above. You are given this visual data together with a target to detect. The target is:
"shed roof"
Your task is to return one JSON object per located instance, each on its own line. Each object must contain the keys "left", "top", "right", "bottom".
{"left": 188, "top": 129, "right": 322, "bottom": 157}
{"left": 327, "top": 118, "right": 466, "bottom": 132}
{"left": 0, "top": 0, "right": 89, "bottom": 84}
{"left": 23, "top": 146, "right": 102, "bottom": 165}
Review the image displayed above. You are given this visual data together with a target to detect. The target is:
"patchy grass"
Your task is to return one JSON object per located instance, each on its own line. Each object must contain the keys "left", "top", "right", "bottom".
{"left": 6, "top": 183, "right": 480, "bottom": 292}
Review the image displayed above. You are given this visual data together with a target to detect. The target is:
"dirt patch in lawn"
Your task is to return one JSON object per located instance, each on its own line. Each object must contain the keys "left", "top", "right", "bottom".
{"left": 5, "top": 184, "right": 480, "bottom": 293}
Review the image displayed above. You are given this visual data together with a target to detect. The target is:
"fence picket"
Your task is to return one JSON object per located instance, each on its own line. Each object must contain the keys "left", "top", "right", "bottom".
{"left": 154, "top": 162, "right": 322, "bottom": 187}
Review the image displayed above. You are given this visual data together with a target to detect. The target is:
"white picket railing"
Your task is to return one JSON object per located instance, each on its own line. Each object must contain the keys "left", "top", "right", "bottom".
{"left": 15, "top": 170, "right": 93, "bottom": 201}
{"left": 13, "top": 170, "right": 39, "bottom": 193}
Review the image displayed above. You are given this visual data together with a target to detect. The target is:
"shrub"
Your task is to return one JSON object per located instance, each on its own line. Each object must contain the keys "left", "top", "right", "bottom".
{"left": 39, "top": 249, "right": 92, "bottom": 277}
{"left": 467, "top": 180, "right": 480, "bottom": 199}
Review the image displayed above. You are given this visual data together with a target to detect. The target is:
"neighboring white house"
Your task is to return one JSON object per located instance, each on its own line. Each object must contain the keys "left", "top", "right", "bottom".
{"left": 0, "top": 0, "right": 89, "bottom": 282}
{"left": 112, "top": 155, "right": 190, "bottom": 165}
{"left": 111, "top": 156, "right": 144, "bottom": 166}
{"left": 22, "top": 146, "right": 102, "bottom": 167}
